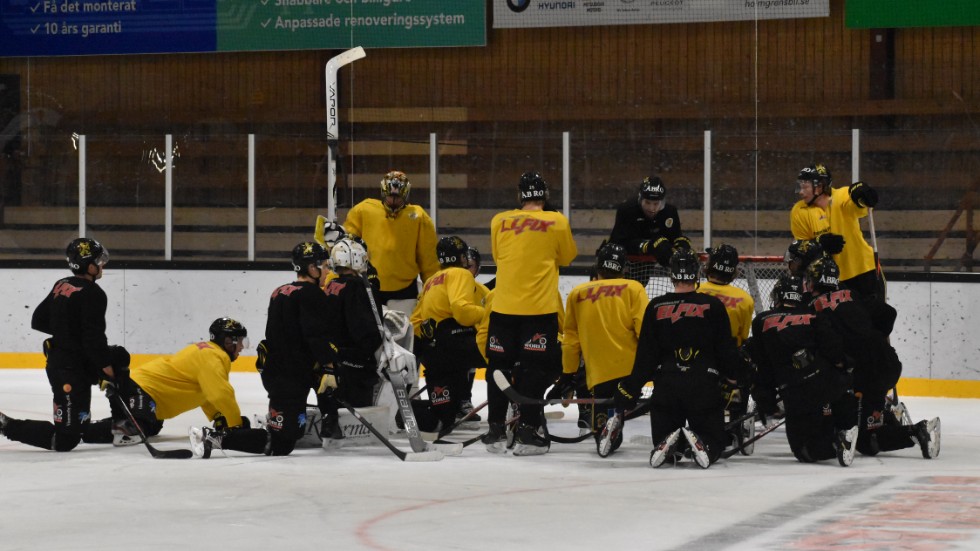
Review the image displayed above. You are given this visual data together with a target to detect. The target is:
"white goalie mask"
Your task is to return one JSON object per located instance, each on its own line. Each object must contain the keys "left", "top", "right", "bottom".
{"left": 330, "top": 238, "right": 369, "bottom": 273}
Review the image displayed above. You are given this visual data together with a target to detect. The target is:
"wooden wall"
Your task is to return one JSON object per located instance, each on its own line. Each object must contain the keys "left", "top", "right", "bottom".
{"left": 0, "top": 0, "right": 978, "bottom": 213}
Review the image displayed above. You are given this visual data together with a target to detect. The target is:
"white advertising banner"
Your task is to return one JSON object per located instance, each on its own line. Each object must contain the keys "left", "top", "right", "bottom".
{"left": 493, "top": 0, "right": 830, "bottom": 29}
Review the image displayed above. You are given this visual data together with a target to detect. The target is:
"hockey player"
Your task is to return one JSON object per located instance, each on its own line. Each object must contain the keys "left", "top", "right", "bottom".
{"left": 410, "top": 236, "right": 486, "bottom": 433}
{"left": 697, "top": 244, "right": 756, "bottom": 448}
{"left": 457, "top": 245, "right": 490, "bottom": 422}
{"left": 342, "top": 171, "right": 440, "bottom": 316}
{"left": 319, "top": 238, "right": 385, "bottom": 436}
{"left": 484, "top": 171, "right": 577, "bottom": 455}
{"left": 253, "top": 242, "right": 341, "bottom": 456}
{"left": 609, "top": 176, "right": 686, "bottom": 267}
{"left": 555, "top": 242, "right": 648, "bottom": 456}
{"left": 747, "top": 275, "right": 859, "bottom": 466}
{"left": 790, "top": 164, "right": 882, "bottom": 299}
{"left": 785, "top": 239, "right": 828, "bottom": 277}
{"left": 615, "top": 248, "right": 742, "bottom": 469}
{"left": 805, "top": 257, "right": 940, "bottom": 459}
{"left": 1, "top": 238, "right": 130, "bottom": 452}
{"left": 134, "top": 318, "right": 271, "bottom": 459}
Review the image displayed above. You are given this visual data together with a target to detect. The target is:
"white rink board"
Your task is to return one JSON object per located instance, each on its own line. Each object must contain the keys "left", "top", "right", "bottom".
{"left": 3, "top": 269, "right": 978, "bottom": 381}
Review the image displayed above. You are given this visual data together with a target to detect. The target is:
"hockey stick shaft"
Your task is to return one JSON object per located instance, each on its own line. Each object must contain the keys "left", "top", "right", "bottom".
{"left": 337, "top": 399, "right": 442, "bottom": 462}
{"left": 493, "top": 370, "right": 614, "bottom": 406}
{"left": 111, "top": 392, "right": 192, "bottom": 459}
{"left": 360, "top": 274, "right": 427, "bottom": 452}
{"left": 721, "top": 418, "right": 785, "bottom": 459}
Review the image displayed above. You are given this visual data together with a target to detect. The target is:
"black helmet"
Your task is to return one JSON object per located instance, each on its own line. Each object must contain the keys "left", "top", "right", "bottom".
{"left": 518, "top": 171, "right": 548, "bottom": 202}
{"left": 771, "top": 274, "right": 804, "bottom": 308}
{"left": 595, "top": 242, "right": 627, "bottom": 275}
{"left": 437, "top": 236, "right": 468, "bottom": 267}
{"left": 66, "top": 237, "right": 109, "bottom": 273}
{"left": 798, "top": 163, "right": 832, "bottom": 187}
{"left": 805, "top": 257, "right": 840, "bottom": 293}
{"left": 669, "top": 248, "right": 700, "bottom": 282}
{"left": 291, "top": 241, "right": 328, "bottom": 273}
{"left": 706, "top": 244, "right": 739, "bottom": 282}
{"left": 464, "top": 246, "right": 481, "bottom": 269}
{"left": 785, "top": 239, "right": 825, "bottom": 275}
{"left": 639, "top": 176, "right": 666, "bottom": 201}
{"left": 209, "top": 317, "right": 248, "bottom": 345}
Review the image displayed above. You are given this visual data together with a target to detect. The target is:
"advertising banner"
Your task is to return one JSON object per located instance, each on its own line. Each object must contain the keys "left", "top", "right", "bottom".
{"left": 493, "top": 0, "right": 829, "bottom": 29}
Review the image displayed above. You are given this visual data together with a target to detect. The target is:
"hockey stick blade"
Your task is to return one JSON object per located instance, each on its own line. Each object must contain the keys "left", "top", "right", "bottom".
{"left": 338, "top": 399, "right": 443, "bottom": 462}
{"left": 492, "top": 370, "right": 614, "bottom": 406}
{"left": 112, "top": 393, "right": 193, "bottom": 459}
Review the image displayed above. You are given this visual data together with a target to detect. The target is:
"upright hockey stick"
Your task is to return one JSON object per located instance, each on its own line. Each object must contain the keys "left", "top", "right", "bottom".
{"left": 361, "top": 274, "right": 428, "bottom": 453}
{"left": 111, "top": 393, "right": 193, "bottom": 459}
{"left": 325, "top": 46, "right": 366, "bottom": 222}
{"left": 336, "top": 399, "right": 444, "bottom": 462}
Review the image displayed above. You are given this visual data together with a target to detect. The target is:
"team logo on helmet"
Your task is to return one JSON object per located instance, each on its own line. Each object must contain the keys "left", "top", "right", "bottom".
{"left": 77, "top": 241, "right": 92, "bottom": 258}
{"left": 639, "top": 176, "right": 666, "bottom": 201}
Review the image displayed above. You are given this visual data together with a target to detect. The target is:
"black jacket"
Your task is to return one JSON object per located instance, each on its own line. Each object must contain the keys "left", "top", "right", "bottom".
{"left": 32, "top": 276, "right": 111, "bottom": 382}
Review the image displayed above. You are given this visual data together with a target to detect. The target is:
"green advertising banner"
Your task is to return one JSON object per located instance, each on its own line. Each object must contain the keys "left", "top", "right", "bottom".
{"left": 846, "top": 0, "right": 980, "bottom": 28}
{"left": 217, "top": 0, "right": 485, "bottom": 51}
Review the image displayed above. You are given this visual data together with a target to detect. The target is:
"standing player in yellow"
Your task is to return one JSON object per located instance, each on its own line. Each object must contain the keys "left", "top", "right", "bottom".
{"left": 409, "top": 236, "right": 486, "bottom": 433}
{"left": 790, "top": 164, "right": 882, "bottom": 299}
{"left": 343, "top": 171, "right": 440, "bottom": 315}
{"left": 554, "top": 243, "right": 648, "bottom": 457}
{"left": 484, "top": 171, "right": 577, "bottom": 456}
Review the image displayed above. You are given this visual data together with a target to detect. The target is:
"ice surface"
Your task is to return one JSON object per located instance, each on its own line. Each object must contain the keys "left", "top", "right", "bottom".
{"left": 2, "top": 369, "right": 979, "bottom": 551}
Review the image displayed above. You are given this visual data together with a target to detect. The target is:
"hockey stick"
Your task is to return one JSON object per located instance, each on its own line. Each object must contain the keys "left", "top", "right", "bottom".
{"left": 720, "top": 417, "right": 786, "bottom": 459}
{"left": 335, "top": 399, "right": 444, "bottom": 462}
{"left": 325, "top": 46, "right": 366, "bottom": 222}
{"left": 493, "top": 370, "right": 615, "bottom": 406}
{"left": 420, "top": 399, "right": 489, "bottom": 442}
{"left": 111, "top": 393, "right": 193, "bottom": 459}
{"left": 629, "top": 409, "right": 760, "bottom": 447}
{"left": 361, "top": 274, "right": 427, "bottom": 453}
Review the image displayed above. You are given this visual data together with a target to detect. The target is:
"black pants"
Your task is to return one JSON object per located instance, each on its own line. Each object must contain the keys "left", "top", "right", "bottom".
{"left": 782, "top": 370, "right": 858, "bottom": 462}
{"left": 416, "top": 322, "right": 481, "bottom": 430}
{"left": 485, "top": 312, "right": 561, "bottom": 428}
{"left": 648, "top": 371, "right": 726, "bottom": 464}
{"left": 2, "top": 367, "right": 114, "bottom": 451}
{"left": 855, "top": 393, "right": 915, "bottom": 456}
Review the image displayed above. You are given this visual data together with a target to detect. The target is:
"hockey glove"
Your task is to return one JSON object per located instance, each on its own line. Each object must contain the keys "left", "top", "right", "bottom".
{"left": 817, "top": 232, "right": 845, "bottom": 255}
{"left": 419, "top": 318, "right": 437, "bottom": 342}
{"left": 546, "top": 373, "right": 577, "bottom": 401}
{"left": 848, "top": 181, "right": 878, "bottom": 208}
{"left": 255, "top": 339, "right": 269, "bottom": 374}
{"left": 652, "top": 237, "right": 673, "bottom": 267}
{"left": 720, "top": 380, "right": 742, "bottom": 408}
{"left": 213, "top": 415, "right": 251, "bottom": 431}
{"left": 314, "top": 363, "right": 339, "bottom": 394}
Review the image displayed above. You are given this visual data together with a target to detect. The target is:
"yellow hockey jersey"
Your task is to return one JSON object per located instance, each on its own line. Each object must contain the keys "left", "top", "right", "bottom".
{"left": 411, "top": 266, "right": 485, "bottom": 336}
{"left": 343, "top": 199, "right": 440, "bottom": 292}
{"left": 562, "top": 278, "right": 648, "bottom": 389}
{"left": 790, "top": 186, "right": 875, "bottom": 281}
{"left": 490, "top": 208, "right": 577, "bottom": 315}
{"left": 697, "top": 281, "right": 755, "bottom": 345}
{"left": 130, "top": 341, "right": 244, "bottom": 426}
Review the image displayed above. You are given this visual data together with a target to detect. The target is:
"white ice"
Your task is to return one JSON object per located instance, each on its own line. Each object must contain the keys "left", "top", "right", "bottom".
{"left": 3, "top": 369, "right": 980, "bottom": 551}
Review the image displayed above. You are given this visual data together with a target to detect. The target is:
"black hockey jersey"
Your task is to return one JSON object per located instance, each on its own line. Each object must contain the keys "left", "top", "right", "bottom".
{"left": 263, "top": 280, "right": 336, "bottom": 377}
{"left": 609, "top": 200, "right": 682, "bottom": 256}
{"left": 32, "top": 276, "right": 111, "bottom": 381}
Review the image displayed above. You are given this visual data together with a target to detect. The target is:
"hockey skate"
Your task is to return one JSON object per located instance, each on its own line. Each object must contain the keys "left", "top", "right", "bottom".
{"left": 596, "top": 413, "right": 623, "bottom": 458}
{"left": 835, "top": 425, "right": 859, "bottom": 467}
{"left": 456, "top": 400, "right": 481, "bottom": 429}
{"left": 682, "top": 427, "right": 711, "bottom": 469}
{"left": 111, "top": 419, "right": 141, "bottom": 447}
{"left": 886, "top": 394, "right": 913, "bottom": 426}
{"left": 512, "top": 422, "right": 550, "bottom": 456}
{"left": 320, "top": 413, "right": 346, "bottom": 450}
{"left": 0, "top": 410, "right": 9, "bottom": 435}
{"left": 189, "top": 426, "right": 223, "bottom": 459}
{"left": 913, "top": 417, "right": 941, "bottom": 459}
{"left": 482, "top": 422, "right": 510, "bottom": 454}
{"left": 650, "top": 429, "right": 682, "bottom": 468}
